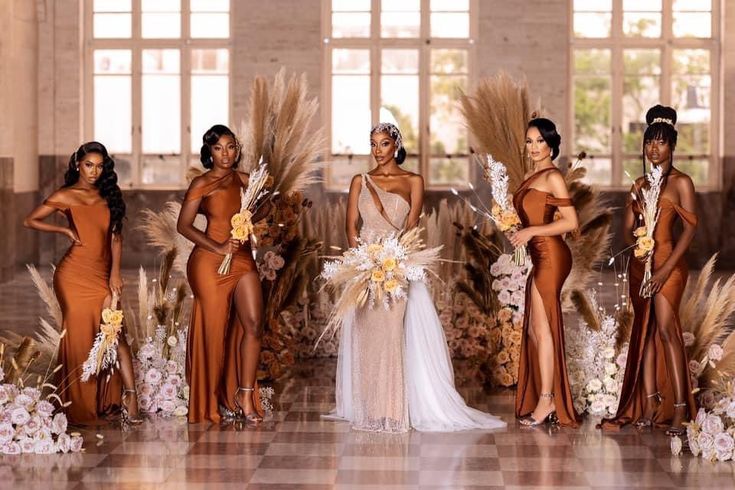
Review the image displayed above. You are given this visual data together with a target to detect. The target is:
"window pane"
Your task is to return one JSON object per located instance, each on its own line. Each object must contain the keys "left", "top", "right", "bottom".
{"left": 431, "top": 0, "right": 469, "bottom": 11}
{"left": 191, "top": 48, "right": 229, "bottom": 74}
{"left": 142, "top": 155, "right": 181, "bottom": 185}
{"left": 673, "top": 12, "right": 711, "bottom": 38}
{"left": 430, "top": 13, "right": 470, "bottom": 38}
{"left": 328, "top": 156, "right": 372, "bottom": 189}
{"left": 94, "top": 50, "right": 131, "bottom": 74}
{"left": 674, "top": 157, "right": 708, "bottom": 186}
{"left": 191, "top": 13, "right": 230, "bottom": 38}
{"left": 142, "top": 0, "right": 179, "bottom": 11}
{"left": 94, "top": 0, "right": 131, "bottom": 12}
{"left": 672, "top": 76, "right": 710, "bottom": 155}
{"left": 430, "top": 74, "right": 467, "bottom": 155}
{"left": 191, "top": 0, "right": 229, "bottom": 11}
{"left": 191, "top": 50, "right": 229, "bottom": 153}
{"left": 142, "top": 50, "right": 181, "bottom": 154}
{"left": 142, "top": 13, "right": 181, "bottom": 38}
{"left": 430, "top": 157, "right": 469, "bottom": 186}
{"left": 94, "top": 76, "right": 131, "bottom": 154}
{"left": 381, "top": 76, "right": 419, "bottom": 153}
{"left": 332, "top": 76, "right": 370, "bottom": 154}
{"left": 113, "top": 156, "right": 133, "bottom": 187}
{"left": 333, "top": 49, "right": 370, "bottom": 74}
{"left": 573, "top": 12, "right": 611, "bottom": 38}
{"left": 623, "top": 12, "right": 661, "bottom": 38}
{"left": 622, "top": 50, "right": 660, "bottom": 154}
{"left": 623, "top": 0, "right": 661, "bottom": 11}
{"left": 582, "top": 157, "right": 612, "bottom": 186}
{"left": 382, "top": 49, "right": 419, "bottom": 74}
{"left": 93, "top": 13, "right": 132, "bottom": 38}
{"left": 332, "top": 0, "right": 370, "bottom": 11}
{"left": 382, "top": 0, "right": 420, "bottom": 11}
{"left": 431, "top": 49, "right": 467, "bottom": 74}
{"left": 332, "top": 12, "right": 370, "bottom": 37}
{"left": 573, "top": 49, "right": 611, "bottom": 156}
{"left": 673, "top": 0, "right": 711, "bottom": 11}
{"left": 382, "top": 12, "right": 420, "bottom": 38}
{"left": 573, "top": 0, "right": 612, "bottom": 9}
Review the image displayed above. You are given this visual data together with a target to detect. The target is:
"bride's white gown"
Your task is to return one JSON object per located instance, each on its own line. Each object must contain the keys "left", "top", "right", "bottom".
{"left": 326, "top": 174, "right": 506, "bottom": 432}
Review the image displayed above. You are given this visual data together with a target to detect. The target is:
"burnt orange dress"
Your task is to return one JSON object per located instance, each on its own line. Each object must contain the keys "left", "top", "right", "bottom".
{"left": 184, "top": 171, "right": 263, "bottom": 423}
{"left": 45, "top": 199, "right": 122, "bottom": 425}
{"left": 601, "top": 197, "right": 698, "bottom": 430}
{"left": 513, "top": 167, "right": 582, "bottom": 428}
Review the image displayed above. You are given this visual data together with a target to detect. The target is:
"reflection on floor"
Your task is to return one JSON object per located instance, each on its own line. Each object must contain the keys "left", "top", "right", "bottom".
{"left": 1, "top": 268, "right": 733, "bottom": 488}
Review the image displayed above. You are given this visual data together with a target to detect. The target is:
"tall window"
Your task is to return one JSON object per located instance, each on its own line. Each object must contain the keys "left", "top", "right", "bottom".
{"left": 85, "top": 0, "right": 231, "bottom": 188}
{"left": 571, "top": 0, "right": 720, "bottom": 188}
{"left": 325, "top": 0, "right": 475, "bottom": 189}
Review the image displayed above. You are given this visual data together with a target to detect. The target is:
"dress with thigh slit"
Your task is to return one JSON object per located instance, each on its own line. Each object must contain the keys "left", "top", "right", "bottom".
{"left": 45, "top": 198, "right": 122, "bottom": 425}
{"left": 184, "top": 171, "right": 263, "bottom": 423}
{"left": 600, "top": 197, "right": 697, "bottom": 430}
{"left": 512, "top": 168, "right": 582, "bottom": 428}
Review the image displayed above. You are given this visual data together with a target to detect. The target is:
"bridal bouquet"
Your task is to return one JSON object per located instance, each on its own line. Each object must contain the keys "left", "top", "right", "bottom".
{"left": 484, "top": 155, "right": 526, "bottom": 266}
{"left": 318, "top": 227, "right": 442, "bottom": 342}
{"left": 80, "top": 294, "right": 124, "bottom": 382}
{"left": 218, "top": 163, "right": 271, "bottom": 275}
{"left": 631, "top": 165, "right": 664, "bottom": 298}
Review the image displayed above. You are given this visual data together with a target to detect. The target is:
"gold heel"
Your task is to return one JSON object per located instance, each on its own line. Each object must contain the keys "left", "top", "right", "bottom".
{"left": 234, "top": 386, "right": 263, "bottom": 423}
{"left": 519, "top": 392, "right": 557, "bottom": 427}
{"left": 121, "top": 388, "right": 144, "bottom": 425}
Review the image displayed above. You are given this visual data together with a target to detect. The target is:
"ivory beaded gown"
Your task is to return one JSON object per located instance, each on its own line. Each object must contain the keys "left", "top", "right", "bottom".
{"left": 184, "top": 171, "right": 263, "bottom": 424}
{"left": 512, "top": 167, "right": 582, "bottom": 428}
{"left": 45, "top": 199, "right": 122, "bottom": 425}
{"left": 601, "top": 197, "right": 698, "bottom": 430}
{"left": 329, "top": 174, "right": 506, "bottom": 433}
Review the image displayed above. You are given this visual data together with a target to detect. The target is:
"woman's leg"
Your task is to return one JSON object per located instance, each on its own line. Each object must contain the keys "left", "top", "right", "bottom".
{"left": 638, "top": 322, "right": 659, "bottom": 424}
{"left": 653, "top": 294, "right": 689, "bottom": 430}
{"left": 116, "top": 339, "right": 141, "bottom": 419}
{"left": 527, "top": 279, "right": 556, "bottom": 421}
{"left": 232, "top": 271, "right": 264, "bottom": 416}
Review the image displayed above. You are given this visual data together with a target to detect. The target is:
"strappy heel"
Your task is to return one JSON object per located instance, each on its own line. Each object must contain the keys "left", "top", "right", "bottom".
{"left": 121, "top": 388, "right": 144, "bottom": 425}
{"left": 234, "top": 386, "right": 263, "bottom": 423}
{"left": 520, "top": 392, "right": 558, "bottom": 427}
{"left": 634, "top": 391, "right": 662, "bottom": 429}
{"left": 665, "top": 402, "right": 688, "bottom": 436}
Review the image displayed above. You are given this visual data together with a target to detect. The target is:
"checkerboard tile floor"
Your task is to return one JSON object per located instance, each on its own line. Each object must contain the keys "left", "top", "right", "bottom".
{"left": 1, "top": 269, "right": 733, "bottom": 488}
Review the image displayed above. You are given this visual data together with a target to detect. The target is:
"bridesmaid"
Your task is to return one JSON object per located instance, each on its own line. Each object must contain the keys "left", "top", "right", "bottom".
{"left": 24, "top": 141, "right": 141, "bottom": 425}
{"left": 601, "top": 105, "right": 697, "bottom": 436}
{"left": 177, "top": 124, "right": 269, "bottom": 423}
{"left": 510, "top": 118, "right": 582, "bottom": 428}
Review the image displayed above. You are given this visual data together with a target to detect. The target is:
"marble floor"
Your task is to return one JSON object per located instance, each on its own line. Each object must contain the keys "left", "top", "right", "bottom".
{"left": 0, "top": 268, "right": 734, "bottom": 489}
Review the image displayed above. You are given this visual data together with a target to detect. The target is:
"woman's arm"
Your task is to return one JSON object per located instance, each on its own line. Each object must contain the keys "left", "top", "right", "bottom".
{"left": 109, "top": 233, "right": 123, "bottom": 296}
{"left": 23, "top": 192, "right": 80, "bottom": 244}
{"left": 176, "top": 179, "right": 236, "bottom": 256}
{"left": 510, "top": 172, "right": 578, "bottom": 247}
{"left": 405, "top": 175, "right": 424, "bottom": 230}
{"left": 645, "top": 175, "right": 697, "bottom": 294}
{"left": 345, "top": 175, "right": 362, "bottom": 248}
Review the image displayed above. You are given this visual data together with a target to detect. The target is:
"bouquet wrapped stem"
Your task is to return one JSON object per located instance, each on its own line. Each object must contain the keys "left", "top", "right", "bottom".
{"left": 483, "top": 155, "right": 526, "bottom": 266}
{"left": 80, "top": 293, "right": 124, "bottom": 382}
{"left": 630, "top": 165, "right": 664, "bottom": 298}
{"left": 219, "top": 163, "right": 271, "bottom": 275}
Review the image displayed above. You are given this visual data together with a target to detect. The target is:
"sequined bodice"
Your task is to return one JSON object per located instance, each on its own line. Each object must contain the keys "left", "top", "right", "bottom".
{"left": 358, "top": 174, "right": 410, "bottom": 241}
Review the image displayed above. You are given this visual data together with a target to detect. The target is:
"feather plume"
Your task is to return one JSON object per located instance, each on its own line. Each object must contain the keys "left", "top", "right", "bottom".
{"left": 701, "top": 331, "right": 735, "bottom": 388}
{"left": 137, "top": 267, "right": 150, "bottom": 338}
{"left": 615, "top": 305, "right": 634, "bottom": 350}
{"left": 26, "top": 264, "right": 62, "bottom": 330}
{"left": 459, "top": 72, "right": 532, "bottom": 191}
{"left": 571, "top": 289, "right": 601, "bottom": 331}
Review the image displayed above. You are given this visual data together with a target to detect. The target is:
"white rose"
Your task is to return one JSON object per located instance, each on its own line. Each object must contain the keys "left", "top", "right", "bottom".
{"left": 23, "top": 415, "right": 42, "bottom": 436}
{"left": 695, "top": 407, "right": 708, "bottom": 428}
{"left": 145, "top": 368, "right": 162, "bottom": 386}
{"left": 689, "top": 360, "right": 701, "bottom": 375}
{"left": 51, "top": 412, "right": 68, "bottom": 435}
{"left": 605, "top": 363, "right": 618, "bottom": 376}
{"left": 1, "top": 441, "right": 20, "bottom": 454}
{"left": 682, "top": 331, "right": 695, "bottom": 347}
{"left": 590, "top": 400, "right": 606, "bottom": 415}
{"left": 10, "top": 407, "right": 30, "bottom": 426}
{"left": 698, "top": 432, "right": 715, "bottom": 454}
{"left": 70, "top": 435, "right": 84, "bottom": 453}
{"left": 688, "top": 428, "right": 701, "bottom": 456}
{"left": 0, "top": 386, "right": 9, "bottom": 405}
{"left": 159, "top": 400, "right": 177, "bottom": 415}
{"left": 56, "top": 433, "right": 71, "bottom": 453}
{"left": 586, "top": 378, "right": 603, "bottom": 393}
{"left": 34, "top": 439, "right": 55, "bottom": 454}
{"left": 602, "top": 347, "right": 616, "bottom": 360}
{"left": 18, "top": 437, "right": 35, "bottom": 453}
{"left": 14, "top": 394, "right": 33, "bottom": 409}
{"left": 35, "top": 400, "right": 54, "bottom": 418}
{"left": 702, "top": 413, "right": 724, "bottom": 436}
{"left": 0, "top": 422, "right": 13, "bottom": 445}
{"left": 670, "top": 435, "right": 683, "bottom": 456}
{"left": 616, "top": 352, "right": 628, "bottom": 368}
{"left": 708, "top": 344, "right": 724, "bottom": 362}
{"left": 714, "top": 432, "right": 734, "bottom": 462}
{"left": 173, "top": 405, "right": 188, "bottom": 417}
{"left": 726, "top": 401, "right": 735, "bottom": 420}
{"left": 167, "top": 336, "right": 178, "bottom": 347}
{"left": 138, "top": 343, "right": 156, "bottom": 360}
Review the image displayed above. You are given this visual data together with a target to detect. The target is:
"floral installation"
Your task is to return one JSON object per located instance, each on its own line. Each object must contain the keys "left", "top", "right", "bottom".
{"left": 133, "top": 325, "right": 189, "bottom": 418}
{"left": 282, "top": 294, "right": 340, "bottom": 359}
{"left": 319, "top": 227, "right": 443, "bottom": 343}
{"left": 567, "top": 291, "right": 630, "bottom": 417}
{"left": 485, "top": 253, "right": 528, "bottom": 387}
{"left": 219, "top": 162, "right": 271, "bottom": 275}
{"left": 0, "top": 341, "right": 84, "bottom": 454}
{"left": 628, "top": 165, "right": 664, "bottom": 298}
{"left": 80, "top": 294, "right": 124, "bottom": 382}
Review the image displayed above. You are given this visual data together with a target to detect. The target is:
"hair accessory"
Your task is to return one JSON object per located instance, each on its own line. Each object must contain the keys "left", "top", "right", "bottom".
{"left": 371, "top": 122, "right": 403, "bottom": 151}
{"left": 651, "top": 117, "right": 674, "bottom": 127}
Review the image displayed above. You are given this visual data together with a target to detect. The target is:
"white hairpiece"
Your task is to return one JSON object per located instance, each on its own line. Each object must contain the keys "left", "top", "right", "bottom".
{"left": 370, "top": 122, "right": 403, "bottom": 151}
{"left": 651, "top": 117, "right": 674, "bottom": 127}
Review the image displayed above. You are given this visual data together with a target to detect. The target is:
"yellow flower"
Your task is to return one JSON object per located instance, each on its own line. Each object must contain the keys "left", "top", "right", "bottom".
{"left": 101, "top": 322, "right": 122, "bottom": 337}
{"left": 231, "top": 225, "right": 251, "bottom": 242}
{"left": 496, "top": 350, "right": 510, "bottom": 364}
{"left": 367, "top": 243, "right": 383, "bottom": 257}
{"left": 384, "top": 278, "right": 399, "bottom": 293}
{"left": 634, "top": 246, "right": 647, "bottom": 259}
{"left": 102, "top": 308, "right": 123, "bottom": 325}
{"left": 637, "top": 236, "right": 655, "bottom": 253}
{"left": 633, "top": 226, "right": 647, "bottom": 237}
{"left": 230, "top": 210, "right": 252, "bottom": 228}
{"left": 382, "top": 257, "right": 397, "bottom": 272}
{"left": 371, "top": 270, "right": 385, "bottom": 282}
{"left": 491, "top": 204, "right": 502, "bottom": 217}
{"left": 499, "top": 211, "right": 520, "bottom": 231}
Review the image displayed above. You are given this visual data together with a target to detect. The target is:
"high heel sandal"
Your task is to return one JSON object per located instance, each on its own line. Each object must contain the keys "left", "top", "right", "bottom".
{"left": 634, "top": 391, "right": 662, "bottom": 429}
{"left": 519, "top": 392, "right": 558, "bottom": 427}
{"left": 121, "top": 388, "right": 144, "bottom": 425}
{"left": 234, "top": 387, "right": 263, "bottom": 423}
{"left": 665, "top": 402, "right": 688, "bottom": 436}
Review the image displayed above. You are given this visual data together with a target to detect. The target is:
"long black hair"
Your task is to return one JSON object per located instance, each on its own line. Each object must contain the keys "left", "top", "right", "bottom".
{"left": 527, "top": 118, "right": 561, "bottom": 161}
{"left": 200, "top": 124, "right": 241, "bottom": 169}
{"left": 642, "top": 104, "right": 678, "bottom": 176}
{"left": 64, "top": 141, "right": 126, "bottom": 234}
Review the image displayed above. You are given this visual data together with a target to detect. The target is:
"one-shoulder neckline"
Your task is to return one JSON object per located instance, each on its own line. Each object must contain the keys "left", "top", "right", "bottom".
{"left": 363, "top": 174, "right": 411, "bottom": 207}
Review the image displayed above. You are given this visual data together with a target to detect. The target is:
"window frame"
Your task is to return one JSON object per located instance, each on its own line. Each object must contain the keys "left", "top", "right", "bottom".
{"left": 567, "top": 0, "right": 722, "bottom": 190}
{"left": 83, "top": 0, "right": 233, "bottom": 190}
{"left": 321, "top": 0, "right": 479, "bottom": 191}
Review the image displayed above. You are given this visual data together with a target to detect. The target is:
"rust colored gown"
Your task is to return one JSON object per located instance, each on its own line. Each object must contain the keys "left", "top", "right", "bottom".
{"left": 184, "top": 171, "right": 263, "bottom": 423}
{"left": 512, "top": 167, "right": 582, "bottom": 428}
{"left": 601, "top": 197, "right": 698, "bottom": 430}
{"left": 45, "top": 199, "right": 122, "bottom": 425}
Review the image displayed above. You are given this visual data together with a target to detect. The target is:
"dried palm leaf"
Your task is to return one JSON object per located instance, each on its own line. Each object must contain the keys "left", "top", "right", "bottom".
{"left": 26, "top": 264, "right": 62, "bottom": 330}
{"left": 701, "top": 331, "right": 735, "bottom": 388}
{"left": 571, "top": 289, "right": 601, "bottom": 331}
{"left": 615, "top": 305, "right": 634, "bottom": 350}
{"left": 138, "top": 201, "right": 205, "bottom": 275}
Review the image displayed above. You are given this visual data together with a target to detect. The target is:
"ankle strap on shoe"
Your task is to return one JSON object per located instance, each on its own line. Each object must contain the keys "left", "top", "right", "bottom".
{"left": 673, "top": 402, "right": 687, "bottom": 408}
{"left": 646, "top": 391, "right": 662, "bottom": 399}
{"left": 237, "top": 386, "right": 255, "bottom": 393}
{"left": 539, "top": 392, "right": 554, "bottom": 399}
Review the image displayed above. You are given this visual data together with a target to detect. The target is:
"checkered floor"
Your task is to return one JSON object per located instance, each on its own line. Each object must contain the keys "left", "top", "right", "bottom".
{"left": 1, "top": 269, "right": 733, "bottom": 488}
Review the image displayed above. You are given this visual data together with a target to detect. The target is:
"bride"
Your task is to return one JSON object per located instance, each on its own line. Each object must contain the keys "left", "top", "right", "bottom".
{"left": 325, "top": 122, "right": 506, "bottom": 432}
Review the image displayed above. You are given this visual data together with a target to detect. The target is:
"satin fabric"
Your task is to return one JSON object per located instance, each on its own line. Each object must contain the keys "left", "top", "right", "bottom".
{"left": 512, "top": 168, "right": 582, "bottom": 428}
{"left": 601, "top": 198, "right": 698, "bottom": 430}
{"left": 184, "top": 171, "right": 262, "bottom": 423}
{"left": 46, "top": 199, "right": 122, "bottom": 425}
